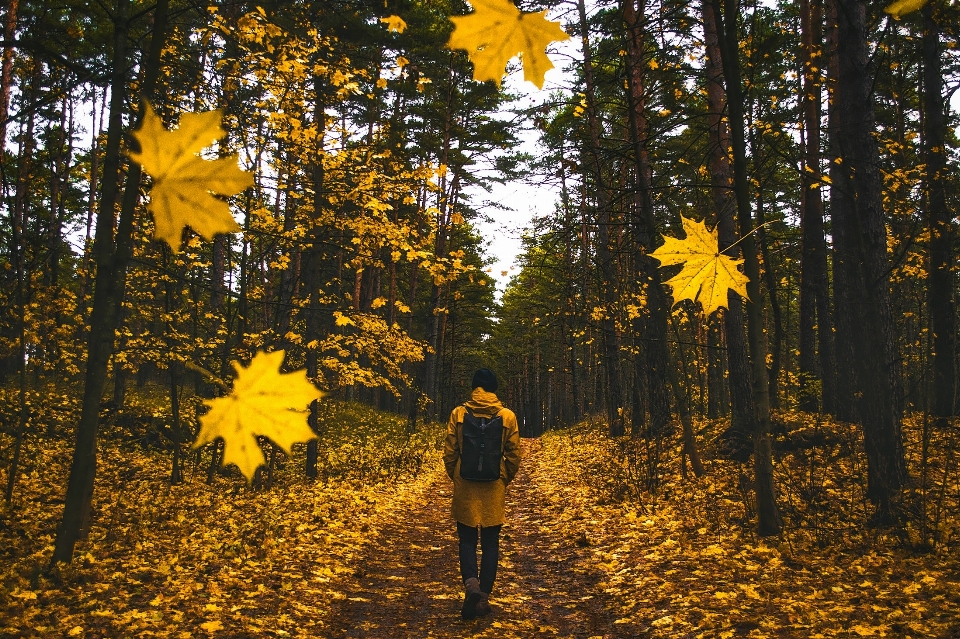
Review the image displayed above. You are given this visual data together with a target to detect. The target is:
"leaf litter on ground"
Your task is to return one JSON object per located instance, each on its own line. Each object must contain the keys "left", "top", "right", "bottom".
{"left": 2, "top": 388, "right": 960, "bottom": 637}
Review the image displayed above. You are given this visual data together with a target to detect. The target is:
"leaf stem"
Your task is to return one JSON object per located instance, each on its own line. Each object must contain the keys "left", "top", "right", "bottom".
{"left": 720, "top": 219, "right": 775, "bottom": 256}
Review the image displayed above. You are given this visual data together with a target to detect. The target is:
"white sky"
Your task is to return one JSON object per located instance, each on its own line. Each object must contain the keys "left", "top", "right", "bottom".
{"left": 467, "top": 111, "right": 558, "bottom": 300}
{"left": 464, "top": 7, "right": 582, "bottom": 300}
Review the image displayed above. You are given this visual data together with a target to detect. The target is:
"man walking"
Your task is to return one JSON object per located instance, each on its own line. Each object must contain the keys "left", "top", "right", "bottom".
{"left": 443, "top": 368, "right": 521, "bottom": 620}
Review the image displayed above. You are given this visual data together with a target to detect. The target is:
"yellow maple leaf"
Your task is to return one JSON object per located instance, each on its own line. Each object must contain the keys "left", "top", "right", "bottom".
{"left": 883, "top": 0, "right": 927, "bottom": 17}
{"left": 193, "top": 350, "right": 323, "bottom": 482}
{"left": 334, "top": 312, "right": 355, "bottom": 327}
{"left": 200, "top": 620, "right": 224, "bottom": 632}
{"left": 380, "top": 15, "right": 407, "bottom": 33}
{"left": 446, "top": 0, "right": 570, "bottom": 89}
{"left": 648, "top": 214, "right": 749, "bottom": 317}
{"left": 129, "top": 102, "right": 252, "bottom": 252}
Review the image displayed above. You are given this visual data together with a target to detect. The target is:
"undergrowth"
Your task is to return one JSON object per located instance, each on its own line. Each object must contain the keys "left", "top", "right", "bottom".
{"left": 4, "top": 383, "right": 960, "bottom": 637}
{"left": 533, "top": 414, "right": 960, "bottom": 637}
{"left": 0, "top": 384, "right": 444, "bottom": 637}
{"left": 546, "top": 410, "right": 960, "bottom": 553}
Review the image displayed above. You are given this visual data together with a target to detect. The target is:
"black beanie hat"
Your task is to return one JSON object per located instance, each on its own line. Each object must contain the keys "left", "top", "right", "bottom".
{"left": 471, "top": 368, "right": 498, "bottom": 392}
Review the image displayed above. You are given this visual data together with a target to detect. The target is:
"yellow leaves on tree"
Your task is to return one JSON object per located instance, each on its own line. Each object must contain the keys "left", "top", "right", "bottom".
{"left": 649, "top": 215, "right": 749, "bottom": 317}
{"left": 193, "top": 350, "right": 323, "bottom": 482}
{"left": 380, "top": 15, "right": 407, "bottom": 33}
{"left": 883, "top": 0, "right": 928, "bottom": 17}
{"left": 446, "top": 0, "right": 570, "bottom": 89}
{"left": 129, "top": 103, "right": 252, "bottom": 252}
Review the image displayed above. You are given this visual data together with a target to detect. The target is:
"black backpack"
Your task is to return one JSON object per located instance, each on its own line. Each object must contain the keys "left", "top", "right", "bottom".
{"left": 459, "top": 407, "right": 504, "bottom": 482}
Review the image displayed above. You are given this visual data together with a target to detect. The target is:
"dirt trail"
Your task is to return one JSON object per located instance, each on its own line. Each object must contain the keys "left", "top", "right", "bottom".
{"left": 319, "top": 439, "right": 643, "bottom": 638}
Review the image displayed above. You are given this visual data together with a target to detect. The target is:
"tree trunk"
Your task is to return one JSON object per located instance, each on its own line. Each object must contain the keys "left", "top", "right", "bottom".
{"left": 621, "top": 0, "right": 683, "bottom": 454}
{"left": 701, "top": 0, "right": 756, "bottom": 459}
{"left": 53, "top": 0, "right": 133, "bottom": 563}
{"left": 754, "top": 165, "right": 783, "bottom": 410}
{"left": 169, "top": 362, "right": 184, "bottom": 484}
{"left": 825, "top": 0, "right": 858, "bottom": 424}
{"left": 304, "top": 73, "right": 327, "bottom": 479}
{"left": 46, "top": 94, "right": 72, "bottom": 289}
{"left": 668, "top": 313, "right": 706, "bottom": 478}
{"left": 713, "top": 0, "right": 782, "bottom": 536}
{"left": 922, "top": 3, "right": 956, "bottom": 419}
{"left": 52, "top": 0, "right": 169, "bottom": 565}
{"left": 162, "top": 246, "right": 185, "bottom": 485}
{"left": 0, "top": 0, "right": 18, "bottom": 150}
{"left": 798, "top": 0, "right": 836, "bottom": 414}
{"left": 276, "top": 145, "right": 301, "bottom": 345}
{"left": 834, "top": 0, "right": 906, "bottom": 515}
{"left": 707, "top": 317, "right": 727, "bottom": 417}
{"left": 2, "top": 69, "right": 32, "bottom": 504}
{"left": 559, "top": 154, "right": 582, "bottom": 425}
{"left": 577, "top": 0, "right": 624, "bottom": 437}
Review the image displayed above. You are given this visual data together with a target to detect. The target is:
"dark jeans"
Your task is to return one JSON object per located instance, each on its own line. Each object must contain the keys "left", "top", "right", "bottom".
{"left": 457, "top": 521, "right": 502, "bottom": 594}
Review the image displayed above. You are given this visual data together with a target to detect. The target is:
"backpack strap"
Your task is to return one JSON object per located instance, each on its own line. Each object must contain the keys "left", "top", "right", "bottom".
{"left": 463, "top": 406, "right": 502, "bottom": 420}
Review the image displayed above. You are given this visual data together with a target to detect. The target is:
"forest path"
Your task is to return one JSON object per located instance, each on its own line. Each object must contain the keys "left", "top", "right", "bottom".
{"left": 319, "top": 438, "right": 644, "bottom": 638}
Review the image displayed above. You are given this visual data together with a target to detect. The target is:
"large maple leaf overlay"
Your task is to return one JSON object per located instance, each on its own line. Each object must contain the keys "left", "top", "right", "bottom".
{"left": 446, "top": 0, "right": 570, "bottom": 89}
{"left": 648, "top": 215, "right": 750, "bottom": 317}
{"left": 193, "top": 350, "right": 323, "bottom": 482}
{"left": 129, "top": 103, "right": 252, "bottom": 252}
{"left": 883, "top": 0, "right": 928, "bottom": 17}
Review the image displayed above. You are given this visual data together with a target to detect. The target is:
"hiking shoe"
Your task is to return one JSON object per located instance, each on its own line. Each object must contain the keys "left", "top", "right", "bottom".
{"left": 475, "top": 592, "right": 492, "bottom": 617}
{"left": 461, "top": 577, "right": 482, "bottom": 620}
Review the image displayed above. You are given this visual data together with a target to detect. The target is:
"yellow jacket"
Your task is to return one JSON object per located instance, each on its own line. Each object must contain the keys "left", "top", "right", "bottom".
{"left": 443, "top": 388, "right": 521, "bottom": 527}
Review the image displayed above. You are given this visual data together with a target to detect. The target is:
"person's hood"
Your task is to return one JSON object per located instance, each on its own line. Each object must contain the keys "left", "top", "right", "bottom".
{"left": 464, "top": 387, "right": 503, "bottom": 415}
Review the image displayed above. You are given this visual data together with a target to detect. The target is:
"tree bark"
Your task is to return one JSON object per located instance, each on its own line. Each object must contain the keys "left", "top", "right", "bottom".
{"left": 0, "top": 0, "right": 18, "bottom": 150}
{"left": 304, "top": 73, "right": 327, "bottom": 479}
{"left": 162, "top": 247, "right": 184, "bottom": 485}
{"left": 754, "top": 161, "right": 783, "bottom": 410}
{"left": 2, "top": 62, "right": 33, "bottom": 504}
{"left": 52, "top": 0, "right": 169, "bottom": 565}
{"left": 824, "top": 0, "right": 858, "bottom": 424}
{"left": 707, "top": 317, "right": 727, "bottom": 418}
{"left": 798, "top": 0, "right": 836, "bottom": 414}
{"left": 559, "top": 152, "right": 582, "bottom": 424}
{"left": 833, "top": 0, "right": 906, "bottom": 515}
{"left": 621, "top": 0, "right": 686, "bottom": 457}
{"left": 701, "top": 0, "right": 756, "bottom": 458}
{"left": 276, "top": 144, "right": 301, "bottom": 345}
{"left": 922, "top": 3, "right": 957, "bottom": 419}
{"left": 668, "top": 313, "right": 706, "bottom": 477}
{"left": 168, "top": 362, "right": 184, "bottom": 484}
{"left": 712, "top": 0, "right": 782, "bottom": 536}
{"left": 46, "top": 93, "right": 74, "bottom": 290}
{"left": 577, "top": 0, "right": 624, "bottom": 437}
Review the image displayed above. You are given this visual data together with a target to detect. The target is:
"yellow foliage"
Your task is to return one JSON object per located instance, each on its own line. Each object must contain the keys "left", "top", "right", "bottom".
{"left": 193, "top": 350, "right": 323, "bottom": 482}
{"left": 446, "top": 0, "right": 570, "bottom": 89}
{"left": 884, "top": 0, "right": 928, "bottom": 17}
{"left": 649, "top": 214, "right": 750, "bottom": 317}
{"left": 380, "top": 15, "right": 407, "bottom": 33}
{"left": 129, "top": 103, "right": 252, "bottom": 252}
{"left": 4, "top": 392, "right": 960, "bottom": 636}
